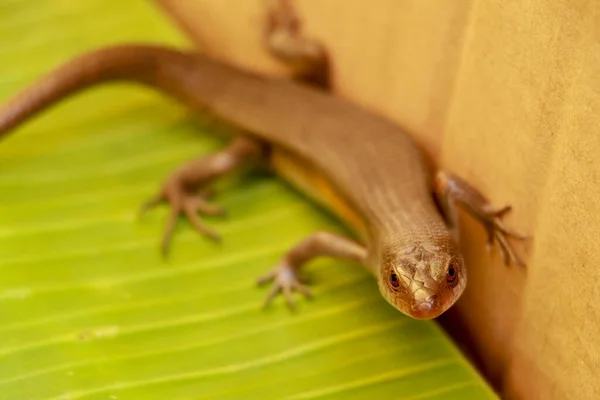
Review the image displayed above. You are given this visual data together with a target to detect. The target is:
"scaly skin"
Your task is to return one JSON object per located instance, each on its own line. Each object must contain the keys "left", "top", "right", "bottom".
{"left": 0, "top": 3, "right": 526, "bottom": 319}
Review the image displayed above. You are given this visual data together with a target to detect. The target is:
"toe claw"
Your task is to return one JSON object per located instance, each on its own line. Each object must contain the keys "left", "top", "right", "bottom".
{"left": 160, "top": 208, "right": 181, "bottom": 259}
{"left": 257, "top": 271, "right": 276, "bottom": 286}
{"left": 494, "top": 229, "right": 525, "bottom": 267}
{"left": 293, "top": 282, "right": 313, "bottom": 299}
{"left": 283, "top": 286, "right": 296, "bottom": 309}
{"left": 191, "top": 197, "right": 227, "bottom": 217}
{"left": 184, "top": 204, "right": 222, "bottom": 242}
{"left": 139, "top": 194, "right": 164, "bottom": 218}
{"left": 488, "top": 205, "right": 512, "bottom": 218}
{"left": 495, "top": 220, "right": 528, "bottom": 240}
{"left": 263, "top": 284, "right": 281, "bottom": 308}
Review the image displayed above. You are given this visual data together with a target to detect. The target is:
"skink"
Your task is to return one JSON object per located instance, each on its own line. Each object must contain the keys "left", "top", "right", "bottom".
{"left": 0, "top": 0, "right": 527, "bottom": 319}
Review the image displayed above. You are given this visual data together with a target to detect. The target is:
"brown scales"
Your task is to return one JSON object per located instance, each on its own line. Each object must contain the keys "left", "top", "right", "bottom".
{"left": 0, "top": 0, "right": 527, "bottom": 319}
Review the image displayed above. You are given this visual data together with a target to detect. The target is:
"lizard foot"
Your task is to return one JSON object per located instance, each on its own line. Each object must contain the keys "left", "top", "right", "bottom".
{"left": 140, "top": 182, "right": 226, "bottom": 258}
{"left": 257, "top": 261, "right": 313, "bottom": 309}
{"left": 138, "top": 136, "right": 263, "bottom": 257}
{"left": 480, "top": 205, "right": 529, "bottom": 267}
{"left": 256, "top": 231, "right": 366, "bottom": 309}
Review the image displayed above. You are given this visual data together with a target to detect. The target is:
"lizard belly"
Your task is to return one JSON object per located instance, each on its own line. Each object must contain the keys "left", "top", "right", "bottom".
{"left": 269, "top": 145, "right": 368, "bottom": 241}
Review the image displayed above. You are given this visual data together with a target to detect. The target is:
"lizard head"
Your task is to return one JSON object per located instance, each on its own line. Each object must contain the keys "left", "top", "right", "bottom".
{"left": 377, "top": 240, "right": 466, "bottom": 319}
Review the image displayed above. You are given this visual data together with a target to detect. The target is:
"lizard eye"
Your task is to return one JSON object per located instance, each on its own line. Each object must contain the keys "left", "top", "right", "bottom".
{"left": 389, "top": 272, "right": 400, "bottom": 288}
{"left": 446, "top": 264, "right": 457, "bottom": 286}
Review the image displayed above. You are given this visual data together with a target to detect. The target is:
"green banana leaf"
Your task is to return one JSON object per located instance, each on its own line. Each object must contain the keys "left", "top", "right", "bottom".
{"left": 0, "top": 1, "right": 497, "bottom": 399}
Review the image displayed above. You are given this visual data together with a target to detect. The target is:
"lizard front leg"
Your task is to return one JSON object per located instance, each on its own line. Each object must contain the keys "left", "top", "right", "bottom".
{"left": 141, "top": 135, "right": 265, "bottom": 257}
{"left": 434, "top": 171, "right": 529, "bottom": 266}
{"left": 257, "top": 231, "right": 367, "bottom": 308}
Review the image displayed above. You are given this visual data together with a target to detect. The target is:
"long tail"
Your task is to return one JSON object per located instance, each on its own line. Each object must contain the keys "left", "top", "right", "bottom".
{"left": 0, "top": 44, "right": 197, "bottom": 139}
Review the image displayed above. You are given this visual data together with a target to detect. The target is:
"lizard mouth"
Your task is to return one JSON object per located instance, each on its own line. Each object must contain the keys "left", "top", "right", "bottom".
{"left": 409, "top": 295, "right": 442, "bottom": 319}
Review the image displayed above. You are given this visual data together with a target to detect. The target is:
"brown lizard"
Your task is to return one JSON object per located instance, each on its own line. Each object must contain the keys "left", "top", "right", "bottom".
{"left": 0, "top": 0, "right": 527, "bottom": 319}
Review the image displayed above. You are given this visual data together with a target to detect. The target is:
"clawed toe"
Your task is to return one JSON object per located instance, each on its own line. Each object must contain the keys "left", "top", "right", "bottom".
{"left": 190, "top": 197, "right": 227, "bottom": 217}
{"left": 183, "top": 202, "right": 222, "bottom": 242}
{"left": 484, "top": 206, "right": 528, "bottom": 267}
{"left": 138, "top": 193, "right": 165, "bottom": 217}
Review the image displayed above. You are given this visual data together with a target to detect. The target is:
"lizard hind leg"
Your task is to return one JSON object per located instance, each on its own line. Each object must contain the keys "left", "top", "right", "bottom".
{"left": 264, "top": 0, "right": 330, "bottom": 88}
{"left": 140, "top": 135, "right": 265, "bottom": 257}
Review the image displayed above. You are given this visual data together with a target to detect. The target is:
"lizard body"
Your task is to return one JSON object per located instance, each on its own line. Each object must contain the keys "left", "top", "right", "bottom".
{"left": 0, "top": 3, "right": 526, "bottom": 319}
